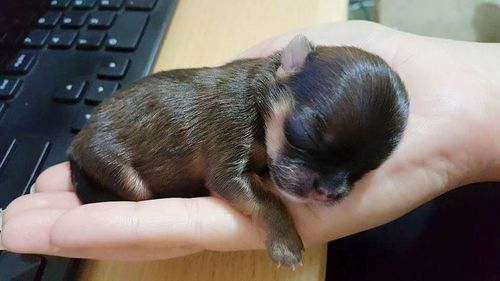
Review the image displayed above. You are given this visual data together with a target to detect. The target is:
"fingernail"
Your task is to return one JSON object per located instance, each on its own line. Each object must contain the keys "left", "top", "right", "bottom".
{"left": 0, "top": 209, "right": 5, "bottom": 250}
{"left": 0, "top": 208, "right": 3, "bottom": 232}
{"left": 29, "top": 184, "right": 37, "bottom": 194}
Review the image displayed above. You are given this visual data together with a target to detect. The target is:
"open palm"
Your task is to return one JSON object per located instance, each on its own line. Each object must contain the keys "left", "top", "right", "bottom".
{"left": 2, "top": 21, "right": 500, "bottom": 260}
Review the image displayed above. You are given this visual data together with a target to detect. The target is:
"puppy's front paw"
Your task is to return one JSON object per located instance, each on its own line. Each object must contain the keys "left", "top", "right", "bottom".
{"left": 266, "top": 232, "right": 304, "bottom": 269}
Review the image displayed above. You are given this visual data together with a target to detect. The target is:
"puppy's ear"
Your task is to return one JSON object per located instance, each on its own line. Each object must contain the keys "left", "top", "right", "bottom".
{"left": 277, "top": 35, "right": 314, "bottom": 78}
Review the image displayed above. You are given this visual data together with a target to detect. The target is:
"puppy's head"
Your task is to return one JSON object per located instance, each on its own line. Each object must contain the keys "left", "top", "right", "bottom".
{"left": 266, "top": 35, "right": 409, "bottom": 203}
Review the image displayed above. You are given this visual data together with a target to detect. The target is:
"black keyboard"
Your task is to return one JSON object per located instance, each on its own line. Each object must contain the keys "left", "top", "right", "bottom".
{"left": 0, "top": 0, "right": 177, "bottom": 280}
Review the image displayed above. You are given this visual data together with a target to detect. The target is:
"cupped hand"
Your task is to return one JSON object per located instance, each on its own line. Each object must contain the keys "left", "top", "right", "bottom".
{"left": 2, "top": 21, "right": 500, "bottom": 260}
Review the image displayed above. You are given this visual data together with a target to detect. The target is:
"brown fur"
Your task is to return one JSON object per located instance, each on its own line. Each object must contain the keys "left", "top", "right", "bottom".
{"left": 68, "top": 36, "right": 409, "bottom": 267}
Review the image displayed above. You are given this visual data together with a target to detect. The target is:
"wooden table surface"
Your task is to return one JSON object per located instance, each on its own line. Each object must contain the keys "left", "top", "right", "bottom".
{"left": 76, "top": 1, "right": 348, "bottom": 280}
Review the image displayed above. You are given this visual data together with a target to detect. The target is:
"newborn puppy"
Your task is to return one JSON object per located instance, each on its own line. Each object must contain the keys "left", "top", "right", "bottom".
{"left": 68, "top": 35, "right": 409, "bottom": 267}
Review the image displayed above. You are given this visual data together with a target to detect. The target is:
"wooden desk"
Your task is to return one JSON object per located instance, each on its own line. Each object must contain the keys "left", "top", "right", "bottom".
{"left": 76, "top": 1, "right": 348, "bottom": 280}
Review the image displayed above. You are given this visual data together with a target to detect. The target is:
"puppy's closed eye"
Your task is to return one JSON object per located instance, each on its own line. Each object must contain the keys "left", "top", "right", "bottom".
{"left": 284, "top": 107, "right": 324, "bottom": 150}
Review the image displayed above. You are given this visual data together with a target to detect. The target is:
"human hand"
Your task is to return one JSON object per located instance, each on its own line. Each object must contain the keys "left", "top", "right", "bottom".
{"left": 2, "top": 21, "right": 500, "bottom": 260}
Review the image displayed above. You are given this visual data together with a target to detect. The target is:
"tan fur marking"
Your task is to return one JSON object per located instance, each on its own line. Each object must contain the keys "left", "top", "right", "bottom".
{"left": 265, "top": 99, "right": 294, "bottom": 160}
{"left": 121, "top": 166, "right": 153, "bottom": 200}
{"left": 250, "top": 142, "right": 268, "bottom": 171}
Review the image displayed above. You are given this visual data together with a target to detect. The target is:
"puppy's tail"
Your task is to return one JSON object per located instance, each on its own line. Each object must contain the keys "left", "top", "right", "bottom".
{"left": 69, "top": 155, "right": 123, "bottom": 204}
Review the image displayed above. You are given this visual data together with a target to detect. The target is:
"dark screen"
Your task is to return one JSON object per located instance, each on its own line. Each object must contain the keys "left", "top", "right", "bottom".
{"left": 0, "top": 0, "right": 47, "bottom": 70}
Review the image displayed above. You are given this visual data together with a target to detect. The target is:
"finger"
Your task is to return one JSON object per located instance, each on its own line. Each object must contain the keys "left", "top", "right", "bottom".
{"left": 2, "top": 197, "right": 264, "bottom": 259}
{"left": 2, "top": 208, "right": 199, "bottom": 260}
{"left": 44, "top": 245, "right": 201, "bottom": 261}
{"left": 238, "top": 21, "right": 410, "bottom": 70}
{"left": 49, "top": 197, "right": 264, "bottom": 252}
{"left": 34, "top": 162, "right": 73, "bottom": 192}
{"left": 3, "top": 192, "right": 81, "bottom": 223}
{"left": 239, "top": 21, "right": 386, "bottom": 58}
{"left": 2, "top": 209, "right": 67, "bottom": 253}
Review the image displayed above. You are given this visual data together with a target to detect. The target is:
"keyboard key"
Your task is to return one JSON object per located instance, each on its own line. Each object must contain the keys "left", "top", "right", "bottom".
{"left": 73, "top": 0, "right": 97, "bottom": 9}
{"left": 0, "top": 139, "right": 16, "bottom": 172}
{"left": 88, "top": 11, "right": 116, "bottom": 29}
{"left": 61, "top": 11, "right": 89, "bottom": 28}
{"left": 99, "top": 0, "right": 124, "bottom": 9}
{"left": 1, "top": 32, "right": 23, "bottom": 48}
{"left": 85, "top": 81, "right": 119, "bottom": 104}
{"left": 5, "top": 53, "right": 36, "bottom": 74}
{"left": 22, "top": 30, "right": 50, "bottom": 48}
{"left": 77, "top": 30, "right": 106, "bottom": 49}
{"left": 0, "top": 103, "right": 6, "bottom": 120}
{"left": 48, "top": 30, "right": 78, "bottom": 48}
{"left": 0, "top": 32, "right": 7, "bottom": 46}
{"left": 37, "top": 11, "right": 62, "bottom": 28}
{"left": 0, "top": 252, "right": 45, "bottom": 281}
{"left": 71, "top": 106, "right": 94, "bottom": 132}
{"left": 0, "top": 138, "right": 51, "bottom": 208}
{"left": 97, "top": 58, "right": 130, "bottom": 78}
{"left": 48, "top": 0, "right": 71, "bottom": 9}
{"left": 106, "top": 13, "right": 148, "bottom": 51}
{"left": 125, "top": 0, "right": 157, "bottom": 10}
{"left": 0, "top": 78, "right": 22, "bottom": 99}
{"left": 53, "top": 81, "right": 87, "bottom": 102}
{"left": 0, "top": 30, "right": 8, "bottom": 43}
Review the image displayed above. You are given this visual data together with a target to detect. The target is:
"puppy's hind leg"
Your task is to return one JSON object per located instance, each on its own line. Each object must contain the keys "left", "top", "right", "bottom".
{"left": 207, "top": 170, "right": 304, "bottom": 268}
{"left": 117, "top": 165, "right": 154, "bottom": 201}
{"left": 70, "top": 155, "right": 121, "bottom": 203}
{"left": 70, "top": 154, "right": 153, "bottom": 203}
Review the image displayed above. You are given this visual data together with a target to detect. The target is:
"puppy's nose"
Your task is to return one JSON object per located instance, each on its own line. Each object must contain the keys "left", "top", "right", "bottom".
{"left": 308, "top": 188, "right": 332, "bottom": 201}
{"left": 308, "top": 191, "right": 330, "bottom": 201}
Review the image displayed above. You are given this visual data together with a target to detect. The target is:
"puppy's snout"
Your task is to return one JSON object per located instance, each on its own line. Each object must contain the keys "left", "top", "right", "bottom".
{"left": 308, "top": 187, "right": 334, "bottom": 201}
{"left": 308, "top": 171, "right": 350, "bottom": 201}
{"left": 309, "top": 185, "right": 348, "bottom": 201}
